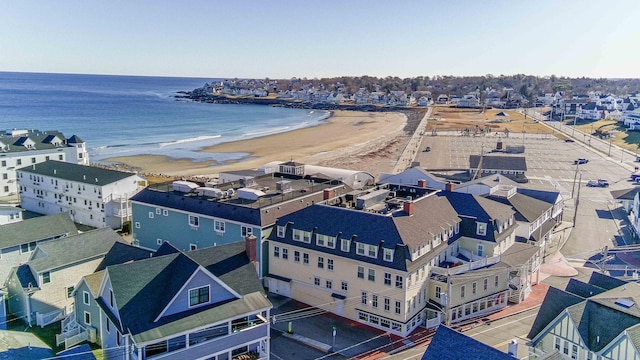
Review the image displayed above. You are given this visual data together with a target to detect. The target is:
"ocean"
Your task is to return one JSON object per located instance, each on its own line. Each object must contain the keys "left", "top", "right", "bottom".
{"left": 0, "top": 72, "right": 329, "bottom": 164}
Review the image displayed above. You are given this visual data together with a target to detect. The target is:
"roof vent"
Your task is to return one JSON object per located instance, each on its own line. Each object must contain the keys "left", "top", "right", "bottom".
{"left": 615, "top": 298, "right": 634, "bottom": 308}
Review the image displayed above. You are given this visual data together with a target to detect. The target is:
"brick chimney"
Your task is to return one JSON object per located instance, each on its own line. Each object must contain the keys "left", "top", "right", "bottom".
{"left": 245, "top": 235, "right": 257, "bottom": 267}
{"left": 403, "top": 201, "right": 414, "bottom": 216}
{"left": 417, "top": 179, "right": 427, "bottom": 188}
{"left": 323, "top": 188, "right": 335, "bottom": 200}
{"left": 445, "top": 182, "right": 455, "bottom": 192}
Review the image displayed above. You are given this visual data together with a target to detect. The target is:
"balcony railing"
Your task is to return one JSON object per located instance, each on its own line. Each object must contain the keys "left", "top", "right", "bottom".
{"left": 432, "top": 254, "right": 502, "bottom": 276}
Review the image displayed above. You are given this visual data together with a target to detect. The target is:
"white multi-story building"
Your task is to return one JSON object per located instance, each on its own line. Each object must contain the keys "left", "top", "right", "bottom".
{"left": 0, "top": 129, "right": 89, "bottom": 198}
{"left": 17, "top": 160, "right": 147, "bottom": 229}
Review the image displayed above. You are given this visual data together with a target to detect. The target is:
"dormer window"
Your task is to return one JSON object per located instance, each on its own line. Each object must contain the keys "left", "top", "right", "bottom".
{"left": 476, "top": 222, "right": 487, "bottom": 236}
{"left": 189, "top": 285, "right": 210, "bottom": 307}
{"left": 277, "top": 225, "right": 285, "bottom": 238}
{"left": 383, "top": 248, "right": 394, "bottom": 262}
{"left": 340, "top": 239, "right": 350, "bottom": 252}
{"left": 356, "top": 243, "right": 365, "bottom": 255}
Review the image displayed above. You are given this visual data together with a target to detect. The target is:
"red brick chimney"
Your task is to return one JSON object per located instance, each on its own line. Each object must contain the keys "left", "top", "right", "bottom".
{"left": 403, "top": 201, "right": 414, "bottom": 216}
{"left": 417, "top": 179, "right": 427, "bottom": 188}
{"left": 245, "top": 235, "right": 257, "bottom": 267}
{"left": 323, "top": 189, "right": 335, "bottom": 200}
{"left": 445, "top": 182, "right": 455, "bottom": 192}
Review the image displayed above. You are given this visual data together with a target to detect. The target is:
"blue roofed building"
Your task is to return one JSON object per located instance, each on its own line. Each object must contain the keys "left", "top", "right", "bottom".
{"left": 421, "top": 325, "right": 517, "bottom": 360}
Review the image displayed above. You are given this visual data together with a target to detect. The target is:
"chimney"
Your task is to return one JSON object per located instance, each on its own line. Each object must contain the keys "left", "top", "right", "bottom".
{"left": 403, "top": 201, "right": 414, "bottom": 216}
{"left": 245, "top": 235, "right": 257, "bottom": 267}
{"left": 445, "top": 182, "right": 455, "bottom": 192}
{"left": 417, "top": 179, "right": 427, "bottom": 188}
{"left": 323, "top": 189, "right": 335, "bottom": 200}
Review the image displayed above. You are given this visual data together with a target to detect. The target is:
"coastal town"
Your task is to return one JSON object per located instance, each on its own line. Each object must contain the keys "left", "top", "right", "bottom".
{"left": 3, "top": 75, "right": 640, "bottom": 360}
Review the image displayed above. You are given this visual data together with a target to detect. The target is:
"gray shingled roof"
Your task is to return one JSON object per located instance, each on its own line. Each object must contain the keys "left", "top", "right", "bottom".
{"left": 104, "top": 241, "right": 269, "bottom": 344}
{"left": 0, "top": 130, "right": 80, "bottom": 153}
{"left": 469, "top": 155, "right": 527, "bottom": 172}
{"left": 500, "top": 242, "right": 539, "bottom": 267}
{"left": 588, "top": 272, "right": 627, "bottom": 290}
{"left": 18, "top": 160, "right": 139, "bottom": 186}
{"left": 564, "top": 278, "right": 607, "bottom": 298}
{"left": 0, "top": 213, "right": 78, "bottom": 250}
{"left": 27, "top": 227, "right": 121, "bottom": 273}
{"left": 610, "top": 188, "right": 640, "bottom": 201}
{"left": 528, "top": 287, "right": 583, "bottom": 340}
{"left": 489, "top": 192, "right": 551, "bottom": 223}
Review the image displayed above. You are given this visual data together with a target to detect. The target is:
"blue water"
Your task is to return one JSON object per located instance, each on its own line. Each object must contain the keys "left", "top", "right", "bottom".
{"left": 0, "top": 72, "right": 329, "bottom": 164}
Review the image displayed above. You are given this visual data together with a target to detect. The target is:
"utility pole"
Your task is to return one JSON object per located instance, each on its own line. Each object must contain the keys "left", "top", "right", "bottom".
{"left": 572, "top": 173, "right": 582, "bottom": 228}
{"left": 571, "top": 163, "right": 580, "bottom": 199}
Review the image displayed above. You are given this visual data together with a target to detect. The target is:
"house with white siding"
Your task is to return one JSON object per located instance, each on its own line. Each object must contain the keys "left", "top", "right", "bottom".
{"left": 17, "top": 160, "right": 147, "bottom": 229}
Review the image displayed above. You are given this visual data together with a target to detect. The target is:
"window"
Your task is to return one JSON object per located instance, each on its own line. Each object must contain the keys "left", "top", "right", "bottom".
{"left": 341, "top": 281, "right": 348, "bottom": 291}
{"left": 83, "top": 291, "right": 90, "bottom": 305}
{"left": 563, "top": 340, "right": 569, "bottom": 355}
{"left": 31, "top": 157, "right": 36, "bottom": 164}
{"left": 163, "top": 209, "right": 168, "bottom": 216}
{"left": 472, "top": 282, "right": 477, "bottom": 295}
{"left": 135, "top": 222, "right": 140, "bottom": 229}
{"left": 241, "top": 226, "right": 253, "bottom": 237}
{"left": 477, "top": 244, "right": 484, "bottom": 257}
{"left": 16, "top": 159, "right": 21, "bottom": 165}
{"left": 157, "top": 239, "right": 164, "bottom": 246}
{"left": 357, "top": 243, "right": 365, "bottom": 255}
{"left": 383, "top": 248, "right": 393, "bottom": 262}
{"left": 155, "top": 208, "right": 161, "bottom": 215}
{"left": 110, "top": 289, "right": 114, "bottom": 307}
{"left": 395, "top": 275, "right": 403, "bottom": 289}
{"left": 435, "top": 286, "right": 441, "bottom": 299}
{"left": 190, "top": 244, "right": 197, "bottom": 251}
{"left": 189, "top": 215, "right": 199, "bottom": 227}
{"left": 395, "top": 300, "right": 401, "bottom": 314}
{"left": 314, "top": 277, "right": 320, "bottom": 286}
{"left": 66, "top": 286, "right": 74, "bottom": 298}
{"left": 294, "top": 251, "right": 300, "bottom": 262}
{"left": 368, "top": 245, "right": 377, "bottom": 258}
{"left": 461, "top": 285, "right": 466, "bottom": 298}
{"left": 368, "top": 269, "right": 376, "bottom": 282}
{"left": 273, "top": 246, "right": 280, "bottom": 258}
{"left": 327, "top": 258, "right": 334, "bottom": 271}
{"left": 189, "top": 286, "right": 210, "bottom": 307}
{"left": 42, "top": 271, "right": 51, "bottom": 284}
{"left": 106, "top": 317, "right": 111, "bottom": 333}
{"left": 0, "top": 160, "right": 4, "bottom": 167}
{"left": 282, "top": 248, "right": 288, "bottom": 260}
{"left": 325, "top": 280, "right": 332, "bottom": 289}
{"left": 84, "top": 311, "right": 91, "bottom": 325}
{"left": 384, "top": 273, "right": 391, "bottom": 286}
{"left": 303, "top": 253, "right": 309, "bottom": 265}
{"left": 20, "top": 241, "right": 36, "bottom": 253}
{"left": 214, "top": 220, "right": 225, "bottom": 232}
{"left": 483, "top": 278, "right": 488, "bottom": 291}
{"left": 316, "top": 234, "right": 336, "bottom": 248}
{"left": 293, "top": 229, "right": 311, "bottom": 243}
{"left": 318, "top": 256, "right": 324, "bottom": 269}
{"left": 341, "top": 239, "right": 350, "bottom": 252}
{"left": 361, "top": 291, "right": 368, "bottom": 305}
{"left": 554, "top": 336, "right": 561, "bottom": 350}
{"left": 384, "top": 298, "right": 390, "bottom": 312}
{"left": 372, "top": 294, "right": 378, "bottom": 308}
{"left": 357, "top": 266, "right": 364, "bottom": 279}
{"left": 495, "top": 275, "right": 499, "bottom": 288}
{"left": 277, "top": 225, "right": 285, "bottom": 238}
{"left": 476, "top": 222, "right": 487, "bottom": 236}
{"left": 571, "top": 344, "right": 578, "bottom": 359}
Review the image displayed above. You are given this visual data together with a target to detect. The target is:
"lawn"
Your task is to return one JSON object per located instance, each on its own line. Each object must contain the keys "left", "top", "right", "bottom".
{"left": 574, "top": 119, "right": 640, "bottom": 151}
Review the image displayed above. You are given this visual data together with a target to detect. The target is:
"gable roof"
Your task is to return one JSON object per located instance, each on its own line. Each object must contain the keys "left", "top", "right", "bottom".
{"left": 500, "top": 242, "right": 539, "bottom": 267}
{"left": 95, "top": 241, "right": 154, "bottom": 271}
{"left": 564, "top": 278, "right": 607, "bottom": 298}
{"left": 516, "top": 188, "right": 561, "bottom": 205}
{"left": 103, "top": 241, "right": 269, "bottom": 344}
{"left": 469, "top": 155, "right": 527, "bottom": 172}
{"left": 27, "top": 227, "right": 122, "bottom": 273}
{"left": 421, "top": 325, "right": 516, "bottom": 360}
{"left": 440, "top": 191, "right": 514, "bottom": 223}
{"left": 588, "top": 272, "right": 627, "bottom": 290}
{"left": 528, "top": 287, "right": 584, "bottom": 340}
{"left": 0, "top": 213, "right": 78, "bottom": 250}
{"left": 18, "top": 160, "right": 139, "bottom": 186}
{"left": 457, "top": 173, "right": 519, "bottom": 190}
{"left": 488, "top": 192, "right": 550, "bottom": 223}
{"left": 610, "top": 188, "right": 640, "bottom": 201}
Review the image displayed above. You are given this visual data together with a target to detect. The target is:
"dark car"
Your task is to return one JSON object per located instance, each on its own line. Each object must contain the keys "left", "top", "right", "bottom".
{"left": 574, "top": 158, "right": 589, "bottom": 165}
{"left": 565, "top": 138, "right": 575, "bottom": 143}
{"left": 424, "top": 146, "right": 431, "bottom": 152}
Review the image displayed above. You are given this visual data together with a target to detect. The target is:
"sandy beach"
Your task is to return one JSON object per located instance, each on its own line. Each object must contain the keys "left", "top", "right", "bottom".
{"left": 102, "top": 110, "right": 418, "bottom": 180}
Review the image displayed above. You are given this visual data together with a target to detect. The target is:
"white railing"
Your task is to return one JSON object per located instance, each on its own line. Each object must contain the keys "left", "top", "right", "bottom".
{"left": 432, "top": 255, "right": 502, "bottom": 276}
{"left": 426, "top": 314, "right": 441, "bottom": 329}
{"left": 36, "top": 308, "right": 66, "bottom": 328}
{"left": 64, "top": 331, "right": 88, "bottom": 349}
{"left": 459, "top": 248, "right": 482, "bottom": 261}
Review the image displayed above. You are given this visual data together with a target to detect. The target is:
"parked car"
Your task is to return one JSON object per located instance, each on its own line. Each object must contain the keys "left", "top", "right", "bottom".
{"left": 598, "top": 179, "right": 609, "bottom": 187}
{"left": 630, "top": 173, "right": 640, "bottom": 181}
{"left": 574, "top": 158, "right": 589, "bottom": 165}
{"left": 587, "top": 180, "right": 599, "bottom": 187}
{"left": 424, "top": 146, "right": 431, "bottom": 152}
{"left": 565, "top": 138, "right": 575, "bottom": 143}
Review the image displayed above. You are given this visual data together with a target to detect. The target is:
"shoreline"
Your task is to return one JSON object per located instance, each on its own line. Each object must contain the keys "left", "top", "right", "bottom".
{"left": 100, "top": 109, "right": 421, "bottom": 181}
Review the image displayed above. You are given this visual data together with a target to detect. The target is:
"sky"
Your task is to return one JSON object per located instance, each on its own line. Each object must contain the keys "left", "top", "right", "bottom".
{"left": 1, "top": 0, "right": 639, "bottom": 79}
